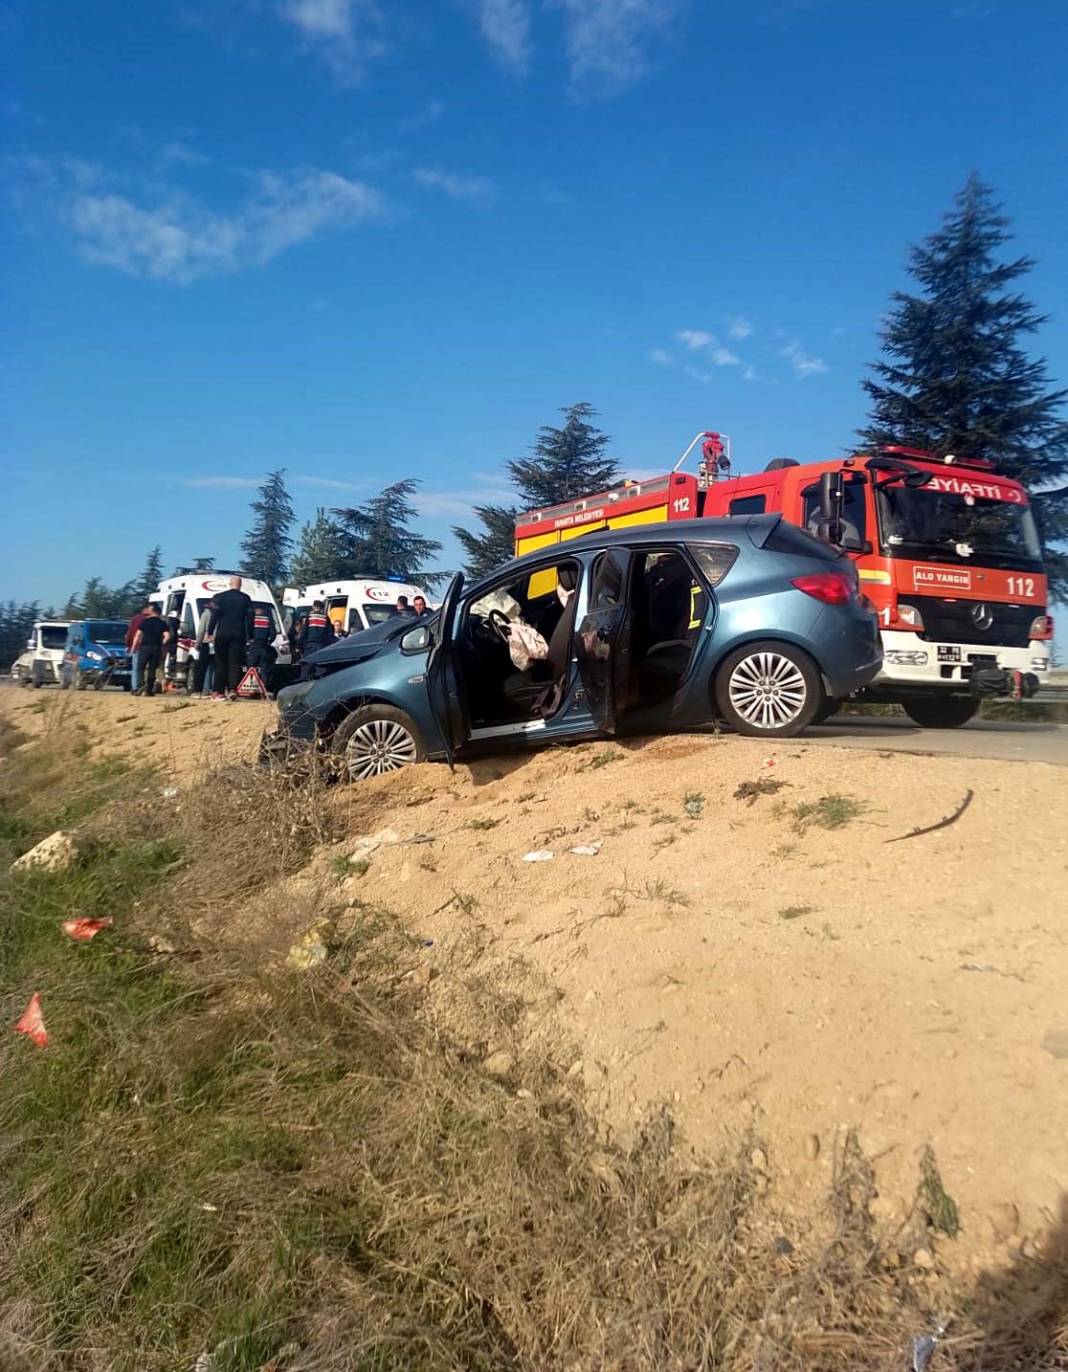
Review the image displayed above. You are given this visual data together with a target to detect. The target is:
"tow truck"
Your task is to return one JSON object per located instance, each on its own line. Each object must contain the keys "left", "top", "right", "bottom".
{"left": 513, "top": 432, "right": 1051, "bottom": 727}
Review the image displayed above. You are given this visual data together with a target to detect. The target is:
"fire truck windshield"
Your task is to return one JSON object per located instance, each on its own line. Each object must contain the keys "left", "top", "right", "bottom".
{"left": 876, "top": 486, "right": 1043, "bottom": 572}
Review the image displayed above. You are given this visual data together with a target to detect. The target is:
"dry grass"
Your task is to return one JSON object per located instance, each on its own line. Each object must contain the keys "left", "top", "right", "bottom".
{"left": 1, "top": 713, "right": 1067, "bottom": 1371}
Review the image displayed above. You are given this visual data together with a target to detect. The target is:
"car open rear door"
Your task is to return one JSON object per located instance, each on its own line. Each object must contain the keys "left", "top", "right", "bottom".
{"left": 426, "top": 572, "right": 466, "bottom": 768}
{"left": 575, "top": 547, "right": 632, "bottom": 734}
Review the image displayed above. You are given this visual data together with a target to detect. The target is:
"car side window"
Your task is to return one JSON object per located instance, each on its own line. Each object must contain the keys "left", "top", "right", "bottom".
{"left": 690, "top": 543, "right": 739, "bottom": 588}
{"left": 590, "top": 549, "right": 628, "bottom": 609}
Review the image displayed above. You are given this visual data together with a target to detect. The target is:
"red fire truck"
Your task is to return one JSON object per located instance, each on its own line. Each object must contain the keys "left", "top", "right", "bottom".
{"left": 513, "top": 432, "right": 1052, "bottom": 727}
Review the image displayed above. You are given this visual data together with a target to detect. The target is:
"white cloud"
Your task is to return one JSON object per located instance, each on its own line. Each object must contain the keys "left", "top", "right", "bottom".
{"left": 415, "top": 490, "right": 483, "bottom": 518}
{"left": 63, "top": 168, "right": 384, "bottom": 283}
{"left": 477, "top": 0, "right": 532, "bottom": 72}
{"left": 413, "top": 166, "right": 493, "bottom": 202}
{"left": 779, "top": 340, "right": 829, "bottom": 379}
{"left": 183, "top": 476, "right": 262, "bottom": 490}
{"left": 278, "top": 0, "right": 385, "bottom": 82}
{"left": 399, "top": 98, "right": 447, "bottom": 132}
{"left": 674, "top": 330, "right": 739, "bottom": 367}
{"left": 647, "top": 347, "right": 674, "bottom": 366}
{"left": 555, "top": 0, "right": 685, "bottom": 95}
{"left": 726, "top": 315, "right": 753, "bottom": 340}
{"left": 294, "top": 475, "right": 366, "bottom": 491}
{"left": 675, "top": 328, "right": 713, "bottom": 351}
{"left": 160, "top": 140, "right": 212, "bottom": 167}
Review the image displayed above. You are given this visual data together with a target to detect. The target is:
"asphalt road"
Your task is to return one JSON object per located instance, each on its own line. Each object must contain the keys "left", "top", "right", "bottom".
{"left": 805, "top": 715, "right": 1068, "bottom": 765}
{"left": 4, "top": 677, "right": 1066, "bottom": 765}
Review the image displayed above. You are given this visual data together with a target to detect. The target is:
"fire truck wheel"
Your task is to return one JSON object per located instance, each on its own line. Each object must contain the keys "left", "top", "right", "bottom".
{"left": 332, "top": 704, "right": 426, "bottom": 782}
{"left": 901, "top": 695, "right": 979, "bottom": 729}
{"left": 715, "top": 641, "right": 823, "bottom": 737}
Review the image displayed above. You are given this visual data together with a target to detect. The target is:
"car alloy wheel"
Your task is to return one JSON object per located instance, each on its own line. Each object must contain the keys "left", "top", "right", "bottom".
{"left": 343, "top": 718, "right": 420, "bottom": 779}
{"left": 727, "top": 650, "right": 808, "bottom": 730}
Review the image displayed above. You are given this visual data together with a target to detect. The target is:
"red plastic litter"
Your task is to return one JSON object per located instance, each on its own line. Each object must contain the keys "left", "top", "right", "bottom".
{"left": 62, "top": 917, "right": 113, "bottom": 941}
{"left": 15, "top": 993, "right": 48, "bottom": 1048}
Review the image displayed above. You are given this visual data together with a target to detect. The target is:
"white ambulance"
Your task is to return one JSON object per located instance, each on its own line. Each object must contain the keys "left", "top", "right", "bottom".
{"left": 281, "top": 579, "right": 429, "bottom": 638}
{"left": 153, "top": 571, "right": 291, "bottom": 683}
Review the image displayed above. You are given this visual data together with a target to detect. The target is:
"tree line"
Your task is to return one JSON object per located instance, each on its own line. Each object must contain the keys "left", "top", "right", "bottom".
{"left": 4, "top": 175, "right": 1066, "bottom": 669}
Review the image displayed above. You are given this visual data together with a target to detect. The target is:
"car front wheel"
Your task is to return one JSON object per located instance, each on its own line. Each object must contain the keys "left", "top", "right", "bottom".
{"left": 331, "top": 704, "right": 426, "bottom": 782}
{"left": 716, "top": 641, "right": 823, "bottom": 737}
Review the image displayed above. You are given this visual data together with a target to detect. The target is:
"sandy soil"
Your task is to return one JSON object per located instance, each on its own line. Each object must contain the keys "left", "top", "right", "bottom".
{"left": 5, "top": 688, "right": 1068, "bottom": 1270}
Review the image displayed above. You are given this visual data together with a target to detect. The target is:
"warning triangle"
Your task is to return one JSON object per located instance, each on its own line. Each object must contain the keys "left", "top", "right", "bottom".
{"left": 235, "top": 666, "right": 268, "bottom": 699}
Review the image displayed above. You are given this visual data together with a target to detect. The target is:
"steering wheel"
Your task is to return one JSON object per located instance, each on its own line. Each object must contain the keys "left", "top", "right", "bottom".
{"left": 487, "top": 609, "right": 512, "bottom": 643}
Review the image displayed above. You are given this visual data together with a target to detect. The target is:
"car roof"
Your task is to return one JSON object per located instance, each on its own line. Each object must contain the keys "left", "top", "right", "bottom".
{"left": 473, "top": 513, "right": 780, "bottom": 587}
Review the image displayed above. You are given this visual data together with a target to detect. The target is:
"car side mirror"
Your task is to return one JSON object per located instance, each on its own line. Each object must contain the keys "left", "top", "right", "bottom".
{"left": 401, "top": 624, "right": 431, "bottom": 653}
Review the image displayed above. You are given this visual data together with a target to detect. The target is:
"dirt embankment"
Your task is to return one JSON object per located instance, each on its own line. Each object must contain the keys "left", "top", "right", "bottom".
{"left": 7, "top": 689, "right": 1068, "bottom": 1274}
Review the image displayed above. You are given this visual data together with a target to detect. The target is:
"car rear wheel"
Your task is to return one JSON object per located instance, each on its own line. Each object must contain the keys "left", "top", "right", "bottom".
{"left": 331, "top": 705, "right": 426, "bottom": 782}
{"left": 716, "top": 641, "right": 823, "bottom": 737}
{"left": 901, "top": 695, "right": 979, "bottom": 729}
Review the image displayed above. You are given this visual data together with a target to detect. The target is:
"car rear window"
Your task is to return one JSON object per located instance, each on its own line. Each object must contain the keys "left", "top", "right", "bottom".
{"left": 763, "top": 519, "right": 843, "bottom": 561}
{"left": 689, "top": 543, "right": 739, "bottom": 587}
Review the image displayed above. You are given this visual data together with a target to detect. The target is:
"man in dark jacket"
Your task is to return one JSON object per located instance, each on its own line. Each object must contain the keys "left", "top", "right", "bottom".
{"left": 297, "top": 600, "right": 334, "bottom": 681}
{"left": 207, "top": 577, "right": 253, "bottom": 699}
{"left": 131, "top": 604, "right": 170, "bottom": 697}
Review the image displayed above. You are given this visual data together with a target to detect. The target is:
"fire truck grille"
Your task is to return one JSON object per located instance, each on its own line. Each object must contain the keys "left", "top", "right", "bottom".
{"left": 898, "top": 595, "right": 1034, "bottom": 648}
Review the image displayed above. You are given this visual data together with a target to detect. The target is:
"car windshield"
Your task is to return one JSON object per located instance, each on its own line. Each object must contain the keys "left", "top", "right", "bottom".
{"left": 86, "top": 620, "right": 128, "bottom": 644}
{"left": 363, "top": 604, "right": 401, "bottom": 625}
{"left": 40, "top": 626, "right": 68, "bottom": 649}
{"left": 876, "top": 486, "right": 1043, "bottom": 572}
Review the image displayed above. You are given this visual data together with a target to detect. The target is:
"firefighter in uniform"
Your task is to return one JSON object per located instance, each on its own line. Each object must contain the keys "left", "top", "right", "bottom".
{"left": 246, "top": 606, "right": 277, "bottom": 691}
{"left": 298, "top": 601, "right": 334, "bottom": 680}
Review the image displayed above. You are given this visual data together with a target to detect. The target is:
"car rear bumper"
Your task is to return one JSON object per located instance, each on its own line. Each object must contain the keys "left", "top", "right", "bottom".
{"left": 874, "top": 633, "right": 1050, "bottom": 690}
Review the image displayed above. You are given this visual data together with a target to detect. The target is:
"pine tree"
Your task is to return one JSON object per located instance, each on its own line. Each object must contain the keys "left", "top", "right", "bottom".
{"left": 509, "top": 402, "right": 619, "bottom": 509}
{"left": 135, "top": 546, "right": 164, "bottom": 604}
{"left": 191, "top": 557, "right": 215, "bottom": 573}
{"left": 0, "top": 600, "right": 39, "bottom": 670}
{"left": 331, "top": 480, "right": 443, "bottom": 584}
{"left": 240, "top": 469, "right": 295, "bottom": 587}
{"left": 289, "top": 508, "right": 347, "bottom": 587}
{"left": 453, "top": 403, "right": 619, "bottom": 575}
{"left": 451, "top": 504, "right": 518, "bottom": 580}
{"left": 860, "top": 176, "right": 1068, "bottom": 589}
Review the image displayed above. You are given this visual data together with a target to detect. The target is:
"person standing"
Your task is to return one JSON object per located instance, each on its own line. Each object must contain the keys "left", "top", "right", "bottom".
{"left": 297, "top": 600, "right": 333, "bottom": 681}
{"left": 393, "top": 595, "right": 415, "bottom": 617}
{"left": 207, "top": 576, "right": 253, "bottom": 700}
{"left": 190, "top": 597, "right": 217, "bottom": 696}
{"left": 127, "top": 602, "right": 150, "bottom": 694}
{"left": 131, "top": 604, "right": 170, "bottom": 697}
{"left": 247, "top": 604, "right": 277, "bottom": 689}
{"left": 412, "top": 595, "right": 428, "bottom": 616}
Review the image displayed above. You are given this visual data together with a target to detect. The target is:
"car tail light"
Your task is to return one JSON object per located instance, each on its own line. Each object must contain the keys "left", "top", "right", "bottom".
{"left": 790, "top": 572, "right": 854, "bottom": 605}
{"left": 1028, "top": 614, "right": 1054, "bottom": 641}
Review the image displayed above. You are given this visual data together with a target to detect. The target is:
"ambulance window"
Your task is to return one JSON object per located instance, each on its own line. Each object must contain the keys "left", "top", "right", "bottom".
{"left": 181, "top": 602, "right": 196, "bottom": 637}
{"left": 801, "top": 481, "right": 867, "bottom": 549}
{"left": 729, "top": 495, "right": 766, "bottom": 516}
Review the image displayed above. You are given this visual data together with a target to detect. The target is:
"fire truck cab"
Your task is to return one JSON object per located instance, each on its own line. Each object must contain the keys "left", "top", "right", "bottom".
{"left": 514, "top": 435, "right": 1051, "bottom": 728}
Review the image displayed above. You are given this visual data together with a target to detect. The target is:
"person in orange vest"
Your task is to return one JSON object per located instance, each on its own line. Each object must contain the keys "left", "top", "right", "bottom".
{"left": 246, "top": 605, "right": 277, "bottom": 689}
{"left": 298, "top": 600, "right": 334, "bottom": 680}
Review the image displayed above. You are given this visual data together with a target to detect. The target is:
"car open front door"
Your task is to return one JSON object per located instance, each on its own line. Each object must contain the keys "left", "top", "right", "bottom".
{"left": 575, "top": 547, "right": 632, "bottom": 734}
{"left": 426, "top": 572, "right": 466, "bottom": 768}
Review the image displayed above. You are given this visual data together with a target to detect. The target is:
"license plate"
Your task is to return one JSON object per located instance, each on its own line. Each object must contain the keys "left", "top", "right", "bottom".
{"left": 937, "top": 646, "right": 961, "bottom": 663}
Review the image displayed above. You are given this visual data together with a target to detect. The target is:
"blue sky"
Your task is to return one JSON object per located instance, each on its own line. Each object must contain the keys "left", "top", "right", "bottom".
{"left": 4, "top": 0, "right": 1068, "bottom": 606}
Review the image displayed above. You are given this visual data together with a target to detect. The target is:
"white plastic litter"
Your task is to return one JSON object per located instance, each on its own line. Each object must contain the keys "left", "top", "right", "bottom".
{"left": 569, "top": 844, "right": 601, "bottom": 856}
{"left": 162, "top": 786, "right": 179, "bottom": 799}
{"left": 522, "top": 850, "right": 554, "bottom": 862}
